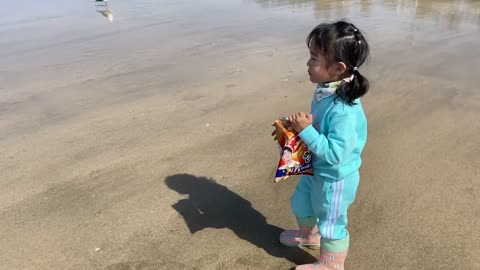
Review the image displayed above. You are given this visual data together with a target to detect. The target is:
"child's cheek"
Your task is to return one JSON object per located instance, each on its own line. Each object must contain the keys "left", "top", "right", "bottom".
{"left": 312, "top": 67, "right": 323, "bottom": 77}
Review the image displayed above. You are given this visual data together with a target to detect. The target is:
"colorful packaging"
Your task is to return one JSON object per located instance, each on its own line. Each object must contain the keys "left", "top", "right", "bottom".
{"left": 273, "top": 118, "right": 313, "bottom": 183}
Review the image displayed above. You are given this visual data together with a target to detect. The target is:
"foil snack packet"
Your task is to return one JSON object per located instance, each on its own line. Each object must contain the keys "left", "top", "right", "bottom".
{"left": 273, "top": 118, "right": 313, "bottom": 183}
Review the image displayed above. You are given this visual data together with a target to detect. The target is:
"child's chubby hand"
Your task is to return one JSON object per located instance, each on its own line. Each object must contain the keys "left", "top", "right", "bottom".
{"left": 289, "top": 112, "right": 313, "bottom": 133}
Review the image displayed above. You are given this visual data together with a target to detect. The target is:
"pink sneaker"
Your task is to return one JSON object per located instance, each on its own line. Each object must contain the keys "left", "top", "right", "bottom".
{"left": 279, "top": 225, "right": 321, "bottom": 249}
{"left": 295, "top": 248, "right": 348, "bottom": 270}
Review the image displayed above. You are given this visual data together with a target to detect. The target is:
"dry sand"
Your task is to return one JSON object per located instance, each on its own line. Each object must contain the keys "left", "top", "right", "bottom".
{"left": 1, "top": 0, "right": 480, "bottom": 269}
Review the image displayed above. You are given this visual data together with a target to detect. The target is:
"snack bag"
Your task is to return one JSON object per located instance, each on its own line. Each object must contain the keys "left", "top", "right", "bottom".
{"left": 273, "top": 118, "right": 313, "bottom": 183}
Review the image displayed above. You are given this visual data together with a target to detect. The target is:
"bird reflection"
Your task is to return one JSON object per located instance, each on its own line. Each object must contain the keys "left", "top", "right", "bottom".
{"left": 96, "top": 7, "right": 113, "bottom": 23}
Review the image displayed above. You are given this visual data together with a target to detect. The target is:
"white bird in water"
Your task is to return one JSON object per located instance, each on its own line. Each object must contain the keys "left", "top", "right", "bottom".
{"left": 97, "top": 8, "right": 113, "bottom": 23}
{"left": 95, "top": 0, "right": 108, "bottom": 4}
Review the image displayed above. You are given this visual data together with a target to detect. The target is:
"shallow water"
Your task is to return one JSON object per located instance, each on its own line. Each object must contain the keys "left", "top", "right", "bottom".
{"left": 2, "top": 0, "right": 480, "bottom": 140}
{"left": 1, "top": 0, "right": 479, "bottom": 93}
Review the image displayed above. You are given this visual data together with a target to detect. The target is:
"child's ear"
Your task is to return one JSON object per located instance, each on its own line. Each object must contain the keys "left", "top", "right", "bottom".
{"left": 335, "top": 62, "right": 347, "bottom": 75}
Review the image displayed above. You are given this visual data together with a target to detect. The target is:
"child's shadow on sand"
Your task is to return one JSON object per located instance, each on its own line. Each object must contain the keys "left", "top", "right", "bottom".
{"left": 165, "top": 174, "right": 316, "bottom": 266}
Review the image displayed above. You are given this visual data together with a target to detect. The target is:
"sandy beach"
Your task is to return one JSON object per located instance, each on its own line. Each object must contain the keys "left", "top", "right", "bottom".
{"left": 1, "top": 0, "right": 480, "bottom": 269}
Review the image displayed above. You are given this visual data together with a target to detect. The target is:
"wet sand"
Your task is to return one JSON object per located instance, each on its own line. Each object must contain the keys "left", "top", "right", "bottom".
{"left": 1, "top": 0, "right": 480, "bottom": 269}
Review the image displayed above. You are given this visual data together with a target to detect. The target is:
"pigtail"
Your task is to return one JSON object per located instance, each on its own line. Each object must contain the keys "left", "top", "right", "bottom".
{"left": 335, "top": 71, "right": 369, "bottom": 105}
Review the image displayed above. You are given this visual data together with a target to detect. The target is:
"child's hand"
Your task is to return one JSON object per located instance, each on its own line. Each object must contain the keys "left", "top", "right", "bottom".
{"left": 289, "top": 112, "right": 313, "bottom": 133}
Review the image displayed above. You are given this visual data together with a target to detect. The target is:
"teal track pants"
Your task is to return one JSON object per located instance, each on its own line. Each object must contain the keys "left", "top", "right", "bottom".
{"left": 291, "top": 171, "right": 359, "bottom": 241}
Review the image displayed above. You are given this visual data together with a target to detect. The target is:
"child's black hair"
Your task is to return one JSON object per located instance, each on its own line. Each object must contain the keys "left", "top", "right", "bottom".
{"left": 283, "top": 146, "right": 293, "bottom": 153}
{"left": 307, "top": 21, "right": 370, "bottom": 105}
